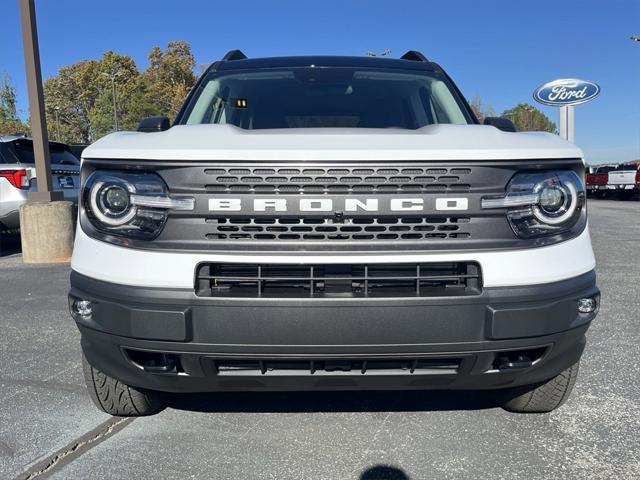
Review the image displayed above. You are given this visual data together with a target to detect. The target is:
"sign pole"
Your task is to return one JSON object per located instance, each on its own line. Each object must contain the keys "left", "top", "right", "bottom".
{"left": 558, "top": 106, "right": 575, "bottom": 142}
{"left": 18, "top": 0, "right": 73, "bottom": 264}
{"left": 559, "top": 106, "right": 567, "bottom": 140}
{"left": 19, "top": 0, "right": 61, "bottom": 202}
{"left": 567, "top": 105, "right": 574, "bottom": 143}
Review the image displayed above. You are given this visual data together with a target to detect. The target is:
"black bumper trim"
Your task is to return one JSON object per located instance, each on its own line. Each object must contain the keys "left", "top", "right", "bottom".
{"left": 70, "top": 270, "right": 597, "bottom": 392}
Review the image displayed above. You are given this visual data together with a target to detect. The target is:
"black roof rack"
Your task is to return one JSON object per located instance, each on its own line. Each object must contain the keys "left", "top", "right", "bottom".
{"left": 400, "top": 50, "right": 429, "bottom": 62}
{"left": 222, "top": 49, "right": 248, "bottom": 61}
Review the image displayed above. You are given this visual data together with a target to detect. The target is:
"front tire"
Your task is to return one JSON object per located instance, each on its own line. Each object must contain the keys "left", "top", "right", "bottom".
{"left": 497, "top": 361, "right": 580, "bottom": 413}
{"left": 82, "top": 353, "right": 166, "bottom": 416}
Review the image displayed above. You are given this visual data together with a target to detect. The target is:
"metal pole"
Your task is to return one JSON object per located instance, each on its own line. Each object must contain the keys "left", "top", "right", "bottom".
{"left": 567, "top": 105, "right": 575, "bottom": 143}
{"left": 559, "top": 107, "right": 567, "bottom": 140}
{"left": 54, "top": 107, "right": 60, "bottom": 141}
{"left": 19, "top": 0, "right": 60, "bottom": 201}
{"left": 559, "top": 106, "right": 575, "bottom": 142}
{"left": 110, "top": 75, "right": 118, "bottom": 131}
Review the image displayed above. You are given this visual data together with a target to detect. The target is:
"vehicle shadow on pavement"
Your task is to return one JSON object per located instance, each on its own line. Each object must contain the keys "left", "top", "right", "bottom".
{"left": 360, "top": 465, "right": 411, "bottom": 480}
{"left": 165, "top": 389, "right": 498, "bottom": 413}
{"left": 0, "top": 234, "right": 21, "bottom": 257}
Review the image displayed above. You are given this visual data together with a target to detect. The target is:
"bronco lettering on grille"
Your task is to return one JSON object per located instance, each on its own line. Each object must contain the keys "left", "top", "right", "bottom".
{"left": 208, "top": 197, "right": 469, "bottom": 212}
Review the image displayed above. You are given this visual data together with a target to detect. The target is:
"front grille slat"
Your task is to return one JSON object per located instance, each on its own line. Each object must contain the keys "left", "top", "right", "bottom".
{"left": 205, "top": 216, "right": 470, "bottom": 242}
{"left": 195, "top": 262, "right": 482, "bottom": 298}
{"left": 202, "top": 166, "right": 471, "bottom": 194}
{"left": 210, "top": 357, "right": 463, "bottom": 376}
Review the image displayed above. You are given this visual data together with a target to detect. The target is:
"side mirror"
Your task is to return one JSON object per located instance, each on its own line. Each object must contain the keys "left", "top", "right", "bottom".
{"left": 483, "top": 117, "right": 517, "bottom": 132}
{"left": 138, "top": 116, "right": 170, "bottom": 133}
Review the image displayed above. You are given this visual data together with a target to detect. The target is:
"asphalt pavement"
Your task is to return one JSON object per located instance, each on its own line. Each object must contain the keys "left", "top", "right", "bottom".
{"left": 1, "top": 199, "right": 638, "bottom": 480}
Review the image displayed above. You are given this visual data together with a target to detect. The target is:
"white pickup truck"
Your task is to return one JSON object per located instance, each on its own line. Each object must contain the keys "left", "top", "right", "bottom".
{"left": 608, "top": 162, "right": 640, "bottom": 198}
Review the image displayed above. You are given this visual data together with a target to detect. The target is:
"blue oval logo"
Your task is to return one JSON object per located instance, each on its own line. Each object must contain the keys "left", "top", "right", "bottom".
{"left": 533, "top": 78, "right": 600, "bottom": 106}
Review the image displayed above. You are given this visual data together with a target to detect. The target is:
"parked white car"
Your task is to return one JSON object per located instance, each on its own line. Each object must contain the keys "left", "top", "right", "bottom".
{"left": 0, "top": 135, "right": 80, "bottom": 233}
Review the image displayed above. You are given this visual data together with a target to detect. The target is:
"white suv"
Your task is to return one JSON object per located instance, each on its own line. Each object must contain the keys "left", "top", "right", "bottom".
{"left": 69, "top": 51, "right": 599, "bottom": 416}
{"left": 0, "top": 136, "right": 80, "bottom": 233}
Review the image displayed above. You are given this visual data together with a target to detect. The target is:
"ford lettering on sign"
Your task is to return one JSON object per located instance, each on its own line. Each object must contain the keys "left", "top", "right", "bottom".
{"left": 533, "top": 78, "right": 600, "bottom": 106}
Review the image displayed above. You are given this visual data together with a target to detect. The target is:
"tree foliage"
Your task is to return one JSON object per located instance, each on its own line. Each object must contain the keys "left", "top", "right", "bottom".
{"left": 42, "top": 42, "right": 197, "bottom": 144}
{"left": 144, "top": 41, "right": 197, "bottom": 120}
{"left": 468, "top": 95, "right": 495, "bottom": 124}
{"left": 0, "top": 74, "right": 29, "bottom": 135}
{"left": 87, "top": 51, "right": 157, "bottom": 139}
{"left": 501, "top": 103, "right": 558, "bottom": 134}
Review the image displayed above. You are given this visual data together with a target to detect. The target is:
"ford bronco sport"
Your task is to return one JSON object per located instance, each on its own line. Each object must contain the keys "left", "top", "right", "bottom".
{"left": 70, "top": 50, "right": 599, "bottom": 416}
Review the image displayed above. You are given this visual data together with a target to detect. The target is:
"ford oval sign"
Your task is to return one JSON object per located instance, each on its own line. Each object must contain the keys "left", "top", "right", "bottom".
{"left": 533, "top": 78, "right": 600, "bottom": 106}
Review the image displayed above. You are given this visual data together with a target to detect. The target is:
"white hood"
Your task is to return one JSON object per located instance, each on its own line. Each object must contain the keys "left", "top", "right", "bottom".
{"left": 83, "top": 123, "right": 583, "bottom": 162}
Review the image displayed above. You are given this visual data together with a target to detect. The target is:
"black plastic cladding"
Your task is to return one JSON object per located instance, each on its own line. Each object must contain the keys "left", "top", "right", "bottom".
{"left": 79, "top": 158, "right": 586, "bottom": 253}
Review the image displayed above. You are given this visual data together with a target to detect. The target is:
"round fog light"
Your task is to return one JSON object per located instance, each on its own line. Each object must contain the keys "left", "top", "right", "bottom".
{"left": 73, "top": 299, "right": 93, "bottom": 317}
{"left": 577, "top": 297, "right": 597, "bottom": 314}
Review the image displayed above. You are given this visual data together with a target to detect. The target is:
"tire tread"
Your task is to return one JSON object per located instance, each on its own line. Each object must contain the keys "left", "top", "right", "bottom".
{"left": 499, "top": 362, "right": 580, "bottom": 413}
{"left": 82, "top": 354, "right": 165, "bottom": 416}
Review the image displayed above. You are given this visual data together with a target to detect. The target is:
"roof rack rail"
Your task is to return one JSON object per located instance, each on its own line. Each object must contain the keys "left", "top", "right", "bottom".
{"left": 400, "top": 50, "right": 429, "bottom": 62}
{"left": 222, "top": 49, "right": 248, "bottom": 61}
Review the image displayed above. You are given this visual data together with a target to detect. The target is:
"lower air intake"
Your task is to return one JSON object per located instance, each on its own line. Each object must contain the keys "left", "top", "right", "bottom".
{"left": 210, "top": 357, "right": 463, "bottom": 376}
{"left": 195, "top": 262, "right": 482, "bottom": 298}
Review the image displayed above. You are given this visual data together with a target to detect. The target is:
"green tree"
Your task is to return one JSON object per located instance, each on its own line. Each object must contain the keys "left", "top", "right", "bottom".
{"left": 44, "top": 51, "right": 162, "bottom": 142}
{"left": 88, "top": 51, "right": 158, "bottom": 139}
{"left": 501, "top": 103, "right": 558, "bottom": 134}
{"left": 44, "top": 59, "right": 102, "bottom": 143}
{"left": 43, "top": 41, "right": 197, "bottom": 143}
{"left": 144, "top": 41, "right": 197, "bottom": 120}
{"left": 0, "top": 74, "right": 29, "bottom": 135}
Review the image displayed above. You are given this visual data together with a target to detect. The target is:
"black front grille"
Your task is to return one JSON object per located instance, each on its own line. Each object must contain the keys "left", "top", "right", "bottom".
{"left": 195, "top": 262, "right": 482, "bottom": 298}
{"left": 204, "top": 166, "right": 472, "bottom": 194}
{"left": 152, "top": 161, "right": 532, "bottom": 251}
{"left": 205, "top": 216, "right": 471, "bottom": 241}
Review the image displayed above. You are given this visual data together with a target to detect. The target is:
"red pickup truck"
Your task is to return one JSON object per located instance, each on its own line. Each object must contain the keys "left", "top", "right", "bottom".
{"left": 586, "top": 165, "right": 614, "bottom": 197}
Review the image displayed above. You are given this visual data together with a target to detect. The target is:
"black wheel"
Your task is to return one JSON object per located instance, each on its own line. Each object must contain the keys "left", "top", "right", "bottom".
{"left": 497, "top": 361, "right": 580, "bottom": 413}
{"left": 82, "top": 353, "right": 166, "bottom": 416}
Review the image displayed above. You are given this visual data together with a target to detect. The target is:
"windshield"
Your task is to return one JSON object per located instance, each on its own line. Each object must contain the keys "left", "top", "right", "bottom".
{"left": 182, "top": 67, "right": 471, "bottom": 130}
{"left": 1, "top": 139, "right": 80, "bottom": 166}
{"left": 614, "top": 163, "right": 638, "bottom": 171}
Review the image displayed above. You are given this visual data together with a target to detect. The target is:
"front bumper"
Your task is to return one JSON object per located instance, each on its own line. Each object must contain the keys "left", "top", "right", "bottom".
{"left": 70, "top": 269, "right": 599, "bottom": 393}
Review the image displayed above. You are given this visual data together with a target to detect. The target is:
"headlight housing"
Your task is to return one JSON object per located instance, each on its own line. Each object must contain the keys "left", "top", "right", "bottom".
{"left": 83, "top": 170, "right": 194, "bottom": 239}
{"left": 482, "top": 170, "right": 585, "bottom": 239}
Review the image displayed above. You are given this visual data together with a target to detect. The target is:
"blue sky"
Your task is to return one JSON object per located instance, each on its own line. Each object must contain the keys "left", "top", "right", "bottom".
{"left": 1, "top": 0, "right": 638, "bottom": 164}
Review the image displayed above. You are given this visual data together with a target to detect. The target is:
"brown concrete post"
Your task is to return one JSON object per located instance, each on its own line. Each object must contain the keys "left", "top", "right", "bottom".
{"left": 19, "top": 202, "right": 74, "bottom": 263}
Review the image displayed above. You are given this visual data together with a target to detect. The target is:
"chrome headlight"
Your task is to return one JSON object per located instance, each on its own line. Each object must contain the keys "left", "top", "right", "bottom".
{"left": 482, "top": 170, "right": 585, "bottom": 239}
{"left": 83, "top": 170, "right": 194, "bottom": 239}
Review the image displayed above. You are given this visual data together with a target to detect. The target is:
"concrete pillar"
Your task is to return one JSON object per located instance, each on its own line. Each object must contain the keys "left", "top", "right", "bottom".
{"left": 19, "top": 202, "right": 75, "bottom": 263}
